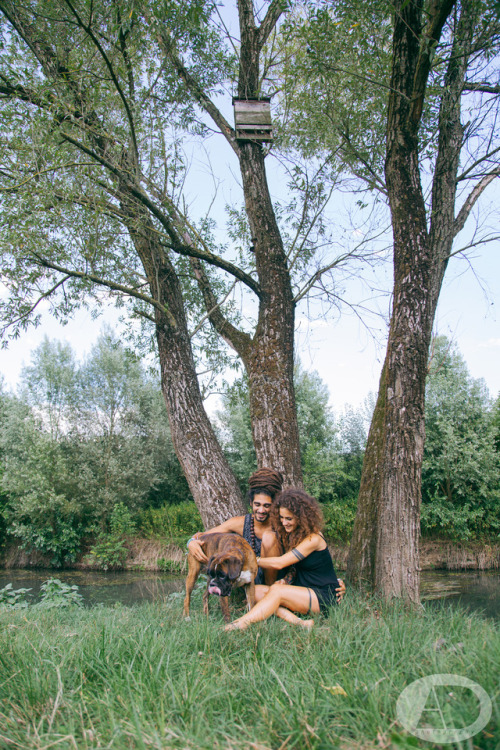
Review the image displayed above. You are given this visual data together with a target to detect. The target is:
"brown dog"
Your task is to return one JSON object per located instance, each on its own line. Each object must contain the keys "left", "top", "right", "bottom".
{"left": 183, "top": 532, "right": 258, "bottom": 623}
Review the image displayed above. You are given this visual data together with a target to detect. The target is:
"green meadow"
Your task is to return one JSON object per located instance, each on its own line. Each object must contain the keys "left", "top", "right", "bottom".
{"left": 0, "top": 592, "right": 498, "bottom": 750}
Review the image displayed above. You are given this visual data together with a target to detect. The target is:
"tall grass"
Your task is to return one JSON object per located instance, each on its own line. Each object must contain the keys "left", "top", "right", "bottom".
{"left": 0, "top": 592, "right": 498, "bottom": 749}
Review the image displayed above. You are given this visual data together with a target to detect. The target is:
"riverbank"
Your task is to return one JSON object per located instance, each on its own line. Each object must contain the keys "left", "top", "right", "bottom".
{"left": 1, "top": 592, "right": 497, "bottom": 749}
{"left": 2, "top": 537, "right": 500, "bottom": 571}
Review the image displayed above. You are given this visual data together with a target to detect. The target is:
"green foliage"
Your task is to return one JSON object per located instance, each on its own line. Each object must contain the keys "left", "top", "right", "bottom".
{"left": 138, "top": 502, "right": 202, "bottom": 543}
{"left": 0, "top": 583, "right": 31, "bottom": 609}
{"left": 89, "top": 536, "right": 129, "bottom": 571}
{"left": 420, "top": 499, "right": 488, "bottom": 541}
{"left": 90, "top": 502, "right": 136, "bottom": 571}
{"left": 157, "top": 557, "right": 186, "bottom": 574}
{"left": 277, "top": 0, "right": 392, "bottom": 186}
{"left": 0, "top": 578, "right": 82, "bottom": 609}
{"left": 216, "top": 366, "right": 368, "bottom": 506}
{"left": 321, "top": 499, "right": 358, "bottom": 542}
{"left": 37, "top": 578, "right": 83, "bottom": 609}
{"left": 1, "top": 332, "right": 191, "bottom": 559}
{"left": 422, "top": 337, "right": 500, "bottom": 539}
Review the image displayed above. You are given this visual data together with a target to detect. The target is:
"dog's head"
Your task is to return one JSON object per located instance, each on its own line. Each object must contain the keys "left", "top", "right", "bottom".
{"left": 206, "top": 552, "right": 244, "bottom": 597}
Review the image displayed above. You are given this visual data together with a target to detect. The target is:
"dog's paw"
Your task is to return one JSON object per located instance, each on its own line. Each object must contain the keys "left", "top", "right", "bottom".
{"left": 184, "top": 615, "right": 191, "bottom": 622}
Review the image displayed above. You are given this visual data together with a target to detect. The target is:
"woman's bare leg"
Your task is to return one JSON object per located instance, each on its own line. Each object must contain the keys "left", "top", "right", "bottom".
{"left": 225, "top": 583, "right": 319, "bottom": 631}
{"left": 275, "top": 606, "right": 314, "bottom": 628}
{"left": 255, "top": 583, "right": 312, "bottom": 626}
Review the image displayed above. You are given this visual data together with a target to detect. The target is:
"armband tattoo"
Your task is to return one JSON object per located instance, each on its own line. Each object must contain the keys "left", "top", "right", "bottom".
{"left": 291, "top": 548, "right": 305, "bottom": 561}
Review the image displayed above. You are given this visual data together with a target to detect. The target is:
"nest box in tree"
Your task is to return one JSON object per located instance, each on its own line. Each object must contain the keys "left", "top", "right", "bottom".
{"left": 233, "top": 97, "right": 273, "bottom": 142}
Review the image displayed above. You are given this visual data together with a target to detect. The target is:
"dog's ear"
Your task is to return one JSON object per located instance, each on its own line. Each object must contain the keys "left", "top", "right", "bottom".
{"left": 226, "top": 556, "right": 243, "bottom": 581}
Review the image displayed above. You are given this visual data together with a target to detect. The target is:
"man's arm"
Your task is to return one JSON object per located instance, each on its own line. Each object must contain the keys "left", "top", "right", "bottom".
{"left": 187, "top": 516, "right": 245, "bottom": 563}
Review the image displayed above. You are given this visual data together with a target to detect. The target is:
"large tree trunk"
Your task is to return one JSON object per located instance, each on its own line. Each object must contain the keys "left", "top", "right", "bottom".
{"left": 348, "top": 0, "right": 457, "bottom": 602}
{"left": 125, "top": 213, "right": 245, "bottom": 527}
{"left": 156, "top": 316, "right": 245, "bottom": 527}
{"left": 183, "top": 0, "right": 303, "bottom": 485}
{"left": 238, "top": 143, "right": 302, "bottom": 485}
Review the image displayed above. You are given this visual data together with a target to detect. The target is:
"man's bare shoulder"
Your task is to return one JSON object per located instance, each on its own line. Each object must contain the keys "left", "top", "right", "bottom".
{"left": 223, "top": 515, "right": 246, "bottom": 534}
{"left": 205, "top": 515, "right": 246, "bottom": 535}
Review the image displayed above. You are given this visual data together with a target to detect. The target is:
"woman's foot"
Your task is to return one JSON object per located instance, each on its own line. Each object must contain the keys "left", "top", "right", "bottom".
{"left": 299, "top": 618, "right": 315, "bottom": 630}
{"left": 224, "top": 619, "right": 248, "bottom": 631}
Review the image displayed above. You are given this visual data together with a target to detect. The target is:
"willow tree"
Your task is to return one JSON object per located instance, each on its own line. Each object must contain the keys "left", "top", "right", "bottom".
{"left": 280, "top": 0, "right": 500, "bottom": 600}
{"left": 0, "top": 0, "right": 357, "bottom": 524}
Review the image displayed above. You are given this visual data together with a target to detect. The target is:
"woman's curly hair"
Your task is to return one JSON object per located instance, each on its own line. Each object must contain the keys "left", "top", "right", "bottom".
{"left": 271, "top": 488, "right": 324, "bottom": 550}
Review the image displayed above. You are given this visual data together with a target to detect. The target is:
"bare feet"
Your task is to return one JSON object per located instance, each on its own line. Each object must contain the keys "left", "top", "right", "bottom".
{"left": 224, "top": 617, "right": 314, "bottom": 632}
{"left": 299, "top": 618, "right": 315, "bottom": 630}
{"left": 224, "top": 620, "right": 247, "bottom": 632}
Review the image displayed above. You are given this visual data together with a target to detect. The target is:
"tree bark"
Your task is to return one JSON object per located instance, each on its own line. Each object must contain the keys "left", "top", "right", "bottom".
{"left": 123, "top": 211, "right": 245, "bottom": 526}
{"left": 347, "top": 0, "right": 480, "bottom": 602}
{"left": 171, "top": 0, "right": 304, "bottom": 485}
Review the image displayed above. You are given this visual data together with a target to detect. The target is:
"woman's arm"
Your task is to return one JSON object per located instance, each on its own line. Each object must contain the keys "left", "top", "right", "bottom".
{"left": 257, "top": 534, "right": 323, "bottom": 570}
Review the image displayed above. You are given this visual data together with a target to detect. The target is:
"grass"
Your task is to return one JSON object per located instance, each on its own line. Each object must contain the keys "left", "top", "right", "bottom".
{"left": 0, "top": 591, "right": 498, "bottom": 750}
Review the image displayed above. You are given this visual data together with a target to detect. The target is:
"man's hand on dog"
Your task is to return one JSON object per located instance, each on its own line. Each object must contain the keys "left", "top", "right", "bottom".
{"left": 188, "top": 537, "right": 208, "bottom": 563}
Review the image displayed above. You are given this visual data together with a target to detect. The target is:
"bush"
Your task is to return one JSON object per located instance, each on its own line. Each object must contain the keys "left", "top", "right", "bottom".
{"left": 0, "top": 583, "right": 31, "bottom": 609}
{"left": 321, "top": 499, "right": 357, "bottom": 542}
{"left": 420, "top": 497, "right": 499, "bottom": 540}
{"left": 90, "top": 502, "right": 135, "bottom": 570}
{"left": 138, "top": 502, "right": 202, "bottom": 543}
{"left": 37, "top": 578, "right": 83, "bottom": 608}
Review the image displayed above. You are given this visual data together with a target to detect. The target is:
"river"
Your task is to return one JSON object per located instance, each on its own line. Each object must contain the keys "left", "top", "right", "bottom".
{"left": 1, "top": 568, "right": 499, "bottom": 619}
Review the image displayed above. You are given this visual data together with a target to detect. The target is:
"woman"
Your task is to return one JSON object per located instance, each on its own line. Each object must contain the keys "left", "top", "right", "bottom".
{"left": 225, "top": 488, "right": 342, "bottom": 631}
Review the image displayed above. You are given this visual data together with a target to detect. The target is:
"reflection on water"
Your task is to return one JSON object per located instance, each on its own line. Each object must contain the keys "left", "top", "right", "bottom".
{"left": 0, "top": 569, "right": 184, "bottom": 608}
{"left": 421, "top": 570, "right": 500, "bottom": 619}
{"left": 0, "top": 568, "right": 499, "bottom": 618}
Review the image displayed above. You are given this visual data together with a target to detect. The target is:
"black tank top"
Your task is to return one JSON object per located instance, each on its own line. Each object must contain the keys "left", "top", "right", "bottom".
{"left": 293, "top": 545, "right": 339, "bottom": 590}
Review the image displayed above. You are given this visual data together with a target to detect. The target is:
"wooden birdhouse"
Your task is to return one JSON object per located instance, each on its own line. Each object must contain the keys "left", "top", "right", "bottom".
{"left": 233, "top": 97, "right": 273, "bottom": 142}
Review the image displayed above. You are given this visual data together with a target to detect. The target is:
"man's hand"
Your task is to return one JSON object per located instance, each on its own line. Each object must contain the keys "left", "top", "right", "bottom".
{"left": 188, "top": 538, "right": 208, "bottom": 563}
{"left": 336, "top": 578, "right": 346, "bottom": 603}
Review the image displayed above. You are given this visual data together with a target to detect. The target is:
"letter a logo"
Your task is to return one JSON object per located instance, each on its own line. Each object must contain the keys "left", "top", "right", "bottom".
{"left": 396, "top": 674, "right": 492, "bottom": 743}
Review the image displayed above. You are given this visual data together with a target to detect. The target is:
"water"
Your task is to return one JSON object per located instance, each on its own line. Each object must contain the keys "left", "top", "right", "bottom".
{"left": 0, "top": 568, "right": 499, "bottom": 618}
{"left": 0, "top": 569, "right": 183, "bottom": 608}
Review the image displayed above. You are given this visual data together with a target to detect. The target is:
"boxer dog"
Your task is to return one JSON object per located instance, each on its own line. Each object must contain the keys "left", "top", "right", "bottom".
{"left": 183, "top": 532, "right": 258, "bottom": 623}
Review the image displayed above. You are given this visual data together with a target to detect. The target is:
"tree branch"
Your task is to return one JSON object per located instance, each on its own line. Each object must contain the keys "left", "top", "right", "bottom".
{"left": 61, "top": 0, "right": 140, "bottom": 165}
{"left": 155, "top": 30, "right": 240, "bottom": 156}
{"left": 28, "top": 253, "right": 178, "bottom": 328}
{"left": 258, "top": 0, "right": 286, "bottom": 50}
{"left": 58, "top": 130, "right": 261, "bottom": 294}
{"left": 189, "top": 258, "right": 252, "bottom": 359}
{"left": 453, "top": 168, "right": 500, "bottom": 236}
{"left": 0, "top": 275, "right": 70, "bottom": 336}
{"left": 410, "top": 0, "right": 457, "bottom": 125}
{"left": 457, "top": 144, "right": 500, "bottom": 181}
{"left": 463, "top": 82, "right": 500, "bottom": 94}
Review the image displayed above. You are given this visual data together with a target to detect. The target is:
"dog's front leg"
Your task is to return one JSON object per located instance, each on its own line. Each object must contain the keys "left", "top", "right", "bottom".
{"left": 245, "top": 581, "right": 256, "bottom": 611}
{"left": 220, "top": 596, "right": 231, "bottom": 623}
{"left": 183, "top": 555, "right": 201, "bottom": 619}
{"left": 203, "top": 585, "right": 210, "bottom": 616}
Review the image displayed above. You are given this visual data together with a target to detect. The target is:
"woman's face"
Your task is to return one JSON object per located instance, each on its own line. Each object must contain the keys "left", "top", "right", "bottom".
{"left": 279, "top": 506, "right": 298, "bottom": 534}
